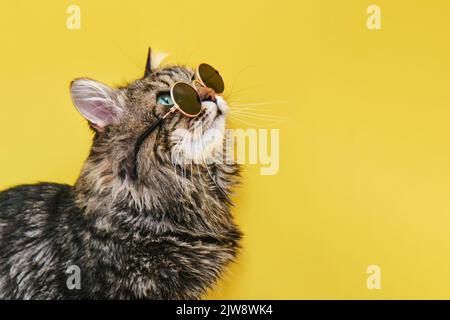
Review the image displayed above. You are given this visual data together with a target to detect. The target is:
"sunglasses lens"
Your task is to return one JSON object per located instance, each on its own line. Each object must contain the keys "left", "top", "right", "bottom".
{"left": 198, "top": 63, "right": 224, "bottom": 94}
{"left": 172, "top": 83, "right": 201, "bottom": 116}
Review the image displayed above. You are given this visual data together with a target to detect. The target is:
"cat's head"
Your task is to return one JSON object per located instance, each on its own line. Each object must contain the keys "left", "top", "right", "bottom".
{"left": 70, "top": 49, "right": 236, "bottom": 214}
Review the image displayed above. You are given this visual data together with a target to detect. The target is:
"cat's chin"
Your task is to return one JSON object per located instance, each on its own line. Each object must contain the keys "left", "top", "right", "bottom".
{"left": 170, "top": 97, "right": 229, "bottom": 165}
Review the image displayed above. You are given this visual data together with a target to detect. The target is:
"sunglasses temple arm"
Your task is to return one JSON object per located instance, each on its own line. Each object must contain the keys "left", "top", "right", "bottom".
{"left": 130, "top": 119, "right": 163, "bottom": 181}
{"left": 131, "top": 107, "right": 177, "bottom": 180}
{"left": 131, "top": 117, "right": 164, "bottom": 180}
{"left": 162, "top": 106, "right": 177, "bottom": 119}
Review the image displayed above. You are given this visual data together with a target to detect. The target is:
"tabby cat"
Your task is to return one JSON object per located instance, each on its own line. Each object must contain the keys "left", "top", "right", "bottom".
{"left": 0, "top": 49, "right": 242, "bottom": 299}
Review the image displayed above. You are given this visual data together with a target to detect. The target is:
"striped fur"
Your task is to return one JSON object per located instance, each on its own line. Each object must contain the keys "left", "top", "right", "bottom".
{"left": 0, "top": 65, "right": 242, "bottom": 299}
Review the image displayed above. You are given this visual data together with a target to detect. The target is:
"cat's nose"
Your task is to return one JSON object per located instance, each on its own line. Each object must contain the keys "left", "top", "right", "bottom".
{"left": 196, "top": 86, "right": 216, "bottom": 102}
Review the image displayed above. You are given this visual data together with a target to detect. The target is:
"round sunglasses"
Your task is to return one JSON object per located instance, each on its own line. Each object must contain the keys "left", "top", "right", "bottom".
{"left": 131, "top": 63, "right": 225, "bottom": 179}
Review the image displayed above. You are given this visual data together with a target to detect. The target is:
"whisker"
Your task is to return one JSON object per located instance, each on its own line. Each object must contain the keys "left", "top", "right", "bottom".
{"left": 231, "top": 110, "right": 288, "bottom": 121}
{"left": 230, "top": 101, "right": 288, "bottom": 108}
{"left": 227, "top": 115, "right": 284, "bottom": 127}
{"left": 199, "top": 123, "right": 227, "bottom": 197}
{"left": 223, "top": 84, "right": 266, "bottom": 102}
{"left": 225, "top": 65, "right": 257, "bottom": 99}
{"left": 171, "top": 131, "right": 191, "bottom": 190}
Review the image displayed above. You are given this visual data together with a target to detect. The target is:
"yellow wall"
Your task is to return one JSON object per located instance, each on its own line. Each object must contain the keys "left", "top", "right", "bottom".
{"left": 1, "top": 0, "right": 450, "bottom": 299}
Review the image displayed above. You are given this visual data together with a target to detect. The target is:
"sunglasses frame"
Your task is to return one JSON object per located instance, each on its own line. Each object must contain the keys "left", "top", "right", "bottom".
{"left": 192, "top": 79, "right": 205, "bottom": 91}
{"left": 169, "top": 81, "right": 202, "bottom": 118}
{"left": 132, "top": 63, "right": 224, "bottom": 180}
{"left": 195, "top": 63, "right": 225, "bottom": 94}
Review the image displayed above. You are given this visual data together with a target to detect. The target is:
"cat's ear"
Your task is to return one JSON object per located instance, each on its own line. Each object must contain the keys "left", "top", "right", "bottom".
{"left": 144, "top": 47, "right": 170, "bottom": 77}
{"left": 144, "top": 47, "right": 152, "bottom": 77}
{"left": 70, "top": 78, "right": 123, "bottom": 133}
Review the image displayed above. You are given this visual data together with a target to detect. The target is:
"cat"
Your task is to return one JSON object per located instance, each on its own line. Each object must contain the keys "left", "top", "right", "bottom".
{"left": 0, "top": 49, "right": 242, "bottom": 299}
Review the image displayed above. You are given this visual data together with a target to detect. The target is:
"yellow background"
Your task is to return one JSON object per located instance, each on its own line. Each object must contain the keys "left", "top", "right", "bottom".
{"left": 1, "top": 0, "right": 450, "bottom": 299}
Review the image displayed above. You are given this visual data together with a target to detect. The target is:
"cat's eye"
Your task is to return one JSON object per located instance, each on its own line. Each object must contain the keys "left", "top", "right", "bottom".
{"left": 156, "top": 92, "right": 174, "bottom": 106}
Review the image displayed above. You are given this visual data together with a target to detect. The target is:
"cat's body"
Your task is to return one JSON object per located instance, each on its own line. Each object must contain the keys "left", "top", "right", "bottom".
{"left": 0, "top": 51, "right": 242, "bottom": 299}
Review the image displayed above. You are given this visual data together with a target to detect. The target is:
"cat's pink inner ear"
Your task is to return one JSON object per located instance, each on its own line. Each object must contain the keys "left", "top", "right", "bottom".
{"left": 70, "top": 78, "right": 122, "bottom": 129}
